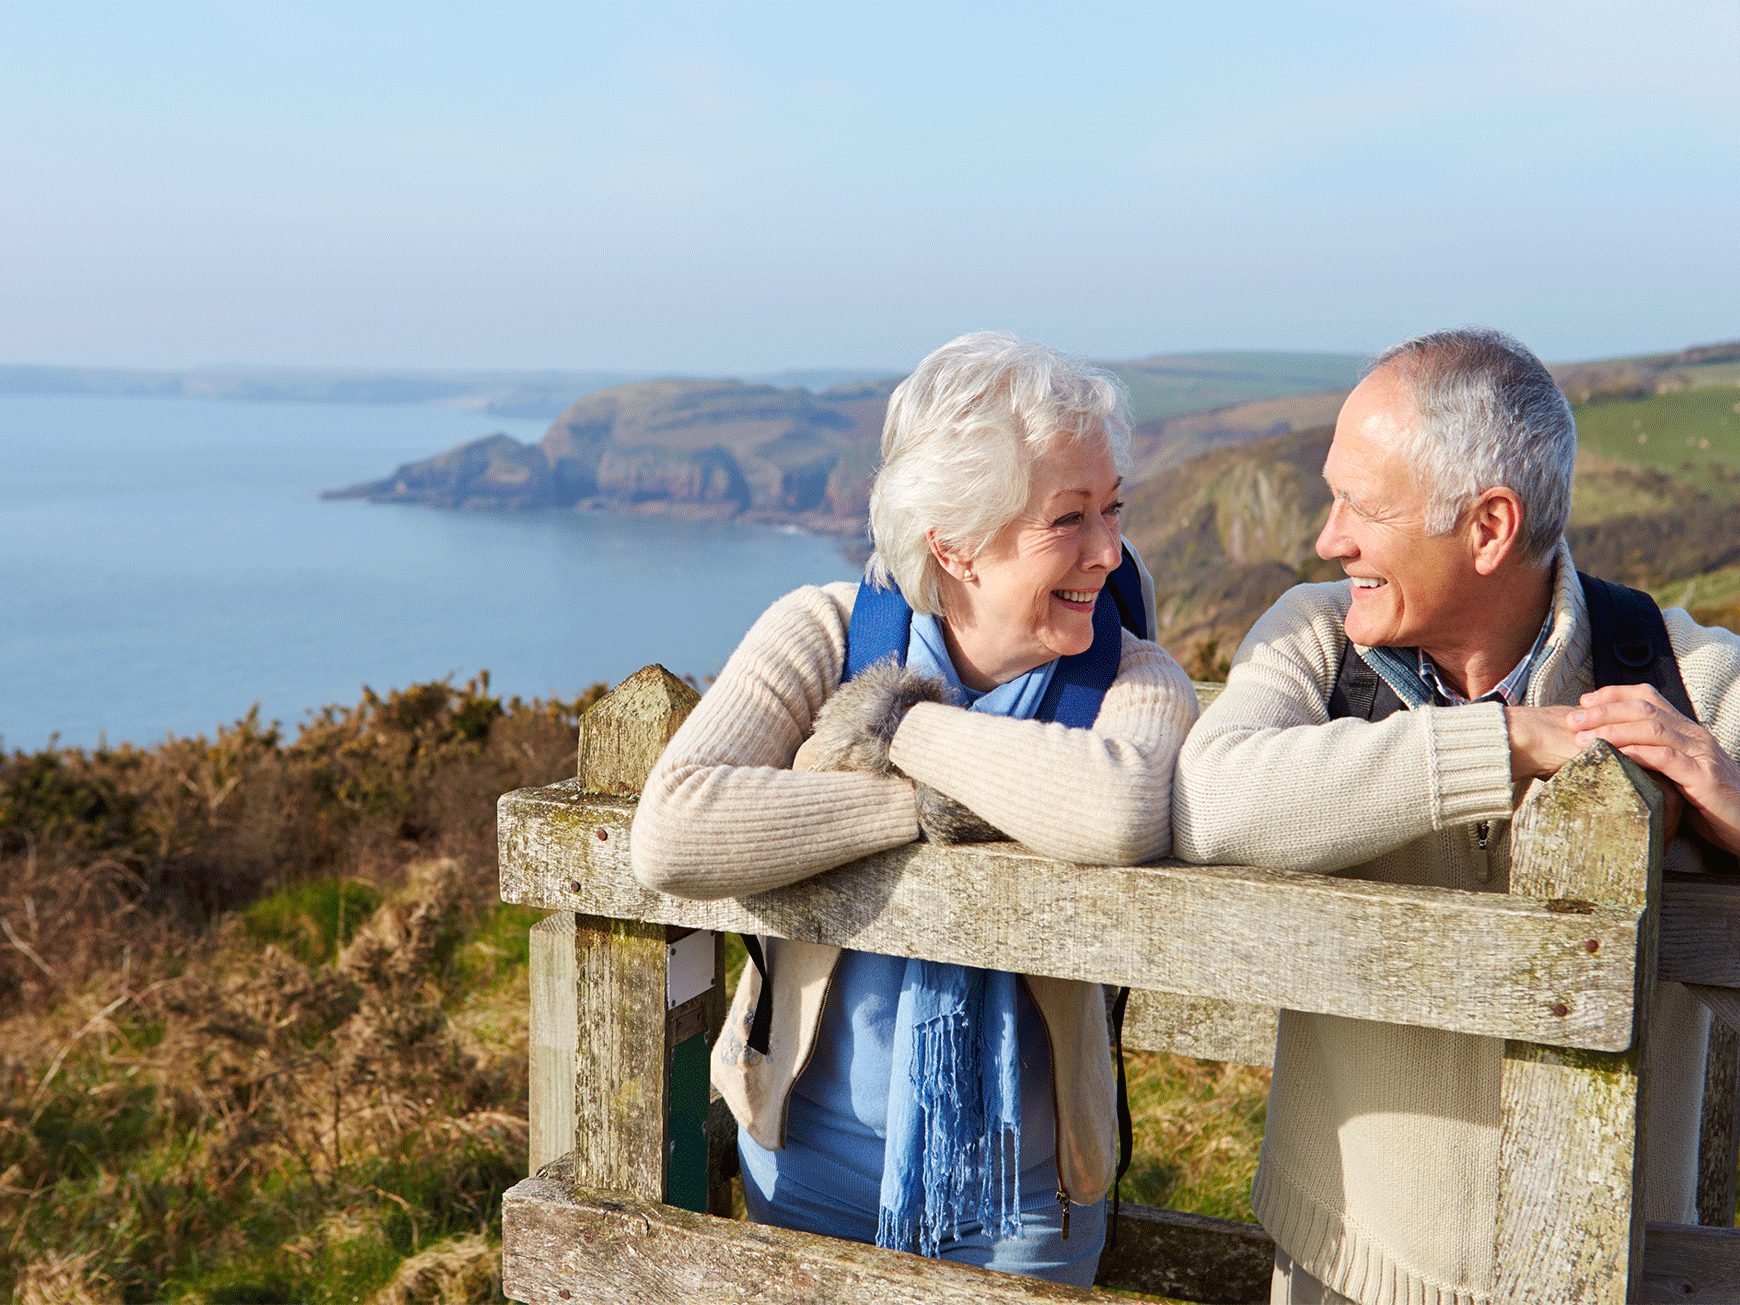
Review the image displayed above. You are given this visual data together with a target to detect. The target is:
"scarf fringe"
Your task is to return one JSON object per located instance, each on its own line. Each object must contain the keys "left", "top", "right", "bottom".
{"left": 875, "top": 980, "right": 1024, "bottom": 1257}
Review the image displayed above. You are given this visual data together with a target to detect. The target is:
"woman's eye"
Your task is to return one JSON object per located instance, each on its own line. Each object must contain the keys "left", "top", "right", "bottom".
{"left": 1051, "top": 512, "right": 1083, "bottom": 528}
{"left": 1106, "top": 500, "right": 1125, "bottom": 517}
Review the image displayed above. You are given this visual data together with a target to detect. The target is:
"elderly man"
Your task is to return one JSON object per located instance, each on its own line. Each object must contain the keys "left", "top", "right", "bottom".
{"left": 1173, "top": 327, "right": 1740, "bottom": 1305}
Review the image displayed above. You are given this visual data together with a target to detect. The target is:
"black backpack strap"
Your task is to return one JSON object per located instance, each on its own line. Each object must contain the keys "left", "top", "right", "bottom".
{"left": 1326, "top": 638, "right": 1407, "bottom": 722}
{"left": 1106, "top": 544, "right": 1149, "bottom": 643}
{"left": 1579, "top": 572, "right": 1738, "bottom": 875}
{"left": 1579, "top": 572, "right": 1698, "bottom": 720}
{"left": 742, "top": 934, "right": 774, "bottom": 1057}
{"left": 1108, "top": 984, "right": 1133, "bottom": 1250}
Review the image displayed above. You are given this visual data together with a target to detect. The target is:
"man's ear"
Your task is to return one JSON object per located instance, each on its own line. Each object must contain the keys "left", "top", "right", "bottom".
{"left": 927, "top": 530, "right": 975, "bottom": 582}
{"left": 1468, "top": 487, "right": 1526, "bottom": 576}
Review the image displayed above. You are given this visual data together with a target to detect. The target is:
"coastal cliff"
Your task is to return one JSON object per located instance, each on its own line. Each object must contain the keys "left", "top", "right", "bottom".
{"left": 323, "top": 376, "right": 895, "bottom": 535}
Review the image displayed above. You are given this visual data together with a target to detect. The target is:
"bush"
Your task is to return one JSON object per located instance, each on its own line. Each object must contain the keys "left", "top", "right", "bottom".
{"left": 0, "top": 675, "right": 603, "bottom": 1303}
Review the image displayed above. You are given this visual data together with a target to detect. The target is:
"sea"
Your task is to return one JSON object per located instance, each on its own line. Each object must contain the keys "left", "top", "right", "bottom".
{"left": 0, "top": 392, "right": 858, "bottom": 753}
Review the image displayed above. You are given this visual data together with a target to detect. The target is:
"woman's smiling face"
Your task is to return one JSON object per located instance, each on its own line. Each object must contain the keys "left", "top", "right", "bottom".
{"left": 934, "top": 437, "right": 1125, "bottom": 691}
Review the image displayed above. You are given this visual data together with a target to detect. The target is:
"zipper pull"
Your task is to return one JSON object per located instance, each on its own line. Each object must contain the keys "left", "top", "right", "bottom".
{"left": 1475, "top": 821, "right": 1492, "bottom": 884}
{"left": 1057, "top": 1184, "right": 1070, "bottom": 1240}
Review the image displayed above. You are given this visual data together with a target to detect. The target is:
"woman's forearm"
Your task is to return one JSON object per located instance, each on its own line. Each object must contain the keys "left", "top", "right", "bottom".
{"left": 630, "top": 583, "right": 921, "bottom": 899}
{"left": 633, "top": 759, "right": 918, "bottom": 899}
{"left": 888, "top": 638, "right": 1197, "bottom": 866}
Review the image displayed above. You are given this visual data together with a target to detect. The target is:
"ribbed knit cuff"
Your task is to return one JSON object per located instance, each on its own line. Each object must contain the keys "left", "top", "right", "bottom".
{"left": 1429, "top": 702, "right": 1514, "bottom": 828}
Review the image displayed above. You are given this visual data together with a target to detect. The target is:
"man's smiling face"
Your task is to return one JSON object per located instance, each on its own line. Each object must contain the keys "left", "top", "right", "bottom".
{"left": 1315, "top": 367, "right": 1475, "bottom": 651}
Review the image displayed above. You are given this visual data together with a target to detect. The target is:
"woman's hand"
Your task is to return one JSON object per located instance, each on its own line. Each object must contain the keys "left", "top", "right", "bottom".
{"left": 1570, "top": 683, "right": 1740, "bottom": 855}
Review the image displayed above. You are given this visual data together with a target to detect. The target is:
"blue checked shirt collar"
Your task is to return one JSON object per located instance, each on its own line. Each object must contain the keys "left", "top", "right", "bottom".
{"left": 1417, "top": 611, "right": 1555, "bottom": 707}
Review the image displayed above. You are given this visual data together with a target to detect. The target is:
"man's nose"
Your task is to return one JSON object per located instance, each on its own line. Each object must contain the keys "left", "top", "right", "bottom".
{"left": 1316, "top": 502, "right": 1352, "bottom": 561}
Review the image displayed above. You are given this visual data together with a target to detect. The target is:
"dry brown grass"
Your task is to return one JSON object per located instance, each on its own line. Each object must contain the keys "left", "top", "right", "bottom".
{"left": 0, "top": 676, "right": 599, "bottom": 1303}
{"left": 3, "top": 670, "right": 1277, "bottom": 1302}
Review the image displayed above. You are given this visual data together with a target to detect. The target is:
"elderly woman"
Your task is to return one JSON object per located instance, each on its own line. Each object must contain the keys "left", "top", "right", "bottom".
{"left": 630, "top": 331, "right": 1197, "bottom": 1286}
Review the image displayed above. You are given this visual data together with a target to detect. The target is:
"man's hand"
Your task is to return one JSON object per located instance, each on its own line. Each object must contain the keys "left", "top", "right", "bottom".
{"left": 1569, "top": 684, "right": 1740, "bottom": 855}
{"left": 1504, "top": 704, "right": 1583, "bottom": 780}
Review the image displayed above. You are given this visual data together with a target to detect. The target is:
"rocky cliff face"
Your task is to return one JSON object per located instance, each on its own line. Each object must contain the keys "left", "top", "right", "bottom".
{"left": 323, "top": 376, "right": 897, "bottom": 531}
{"left": 322, "top": 432, "right": 559, "bottom": 511}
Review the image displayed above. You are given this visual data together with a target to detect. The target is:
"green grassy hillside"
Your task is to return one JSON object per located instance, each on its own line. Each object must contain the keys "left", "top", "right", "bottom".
{"left": 1573, "top": 387, "right": 1740, "bottom": 473}
{"left": 1101, "top": 351, "right": 1366, "bottom": 425}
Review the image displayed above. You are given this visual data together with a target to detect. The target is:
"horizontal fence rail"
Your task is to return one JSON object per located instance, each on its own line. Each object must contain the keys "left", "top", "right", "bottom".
{"left": 500, "top": 781, "right": 1651, "bottom": 1051}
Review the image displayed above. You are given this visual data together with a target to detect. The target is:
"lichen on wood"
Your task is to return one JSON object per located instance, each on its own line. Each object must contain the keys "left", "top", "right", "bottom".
{"left": 576, "top": 664, "right": 698, "bottom": 795}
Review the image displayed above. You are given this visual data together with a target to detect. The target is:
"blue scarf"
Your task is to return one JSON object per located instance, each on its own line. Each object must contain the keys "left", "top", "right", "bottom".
{"left": 874, "top": 614, "right": 1057, "bottom": 1256}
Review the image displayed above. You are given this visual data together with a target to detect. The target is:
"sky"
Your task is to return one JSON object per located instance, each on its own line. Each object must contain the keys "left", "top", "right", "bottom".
{"left": 2, "top": 0, "right": 1736, "bottom": 374}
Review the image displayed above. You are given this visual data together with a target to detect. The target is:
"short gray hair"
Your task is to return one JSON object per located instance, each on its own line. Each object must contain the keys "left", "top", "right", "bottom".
{"left": 866, "top": 331, "right": 1132, "bottom": 614}
{"left": 1375, "top": 327, "right": 1576, "bottom": 567}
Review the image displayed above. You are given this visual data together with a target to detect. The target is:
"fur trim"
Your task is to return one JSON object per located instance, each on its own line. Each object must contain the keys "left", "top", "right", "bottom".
{"left": 804, "top": 658, "right": 951, "bottom": 776}
{"left": 805, "top": 659, "right": 1010, "bottom": 844}
{"left": 915, "top": 784, "right": 1009, "bottom": 845}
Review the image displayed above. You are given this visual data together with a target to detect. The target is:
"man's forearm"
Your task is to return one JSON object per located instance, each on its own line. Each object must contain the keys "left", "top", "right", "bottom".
{"left": 1174, "top": 706, "right": 1515, "bottom": 871}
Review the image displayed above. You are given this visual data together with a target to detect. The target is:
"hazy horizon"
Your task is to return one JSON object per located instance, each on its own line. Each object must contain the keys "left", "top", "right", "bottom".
{"left": 4, "top": 1, "right": 1736, "bottom": 376}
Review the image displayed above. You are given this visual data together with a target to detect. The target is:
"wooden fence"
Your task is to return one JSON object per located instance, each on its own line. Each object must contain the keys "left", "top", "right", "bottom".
{"left": 496, "top": 665, "right": 1740, "bottom": 1303}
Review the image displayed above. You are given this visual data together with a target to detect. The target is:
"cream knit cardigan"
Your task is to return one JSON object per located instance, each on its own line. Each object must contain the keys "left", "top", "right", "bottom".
{"left": 630, "top": 580, "right": 1200, "bottom": 1202}
{"left": 1174, "top": 542, "right": 1738, "bottom": 1305}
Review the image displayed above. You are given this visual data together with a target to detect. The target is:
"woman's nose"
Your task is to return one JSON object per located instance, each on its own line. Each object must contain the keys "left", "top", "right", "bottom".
{"left": 1085, "top": 511, "right": 1121, "bottom": 571}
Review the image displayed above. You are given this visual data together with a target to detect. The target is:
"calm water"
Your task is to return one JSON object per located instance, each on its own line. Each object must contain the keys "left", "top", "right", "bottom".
{"left": 1, "top": 393, "right": 857, "bottom": 751}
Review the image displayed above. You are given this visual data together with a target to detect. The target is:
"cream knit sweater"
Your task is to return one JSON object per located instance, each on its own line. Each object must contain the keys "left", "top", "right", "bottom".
{"left": 1174, "top": 543, "right": 1738, "bottom": 1305}
{"left": 632, "top": 581, "right": 1199, "bottom": 897}
{"left": 630, "top": 580, "right": 1201, "bottom": 1201}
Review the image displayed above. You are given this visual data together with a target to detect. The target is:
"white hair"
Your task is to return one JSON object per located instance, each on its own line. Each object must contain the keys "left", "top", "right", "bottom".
{"left": 865, "top": 331, "right": 1133, "bottom": 614}
{"left": 1375, "top": 327, "right": 1576, "bottom": 567}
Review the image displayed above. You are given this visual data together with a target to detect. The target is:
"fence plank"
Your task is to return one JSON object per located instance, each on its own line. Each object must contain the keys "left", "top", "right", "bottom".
{"left": 1639, "top": 1223, "right": 1740, "bottom": 1302}
{"left": 1661, "top": 878, "right": 1740, "bottom": 987}
{"left": 576, "top": 663, "right": 697, "bottom": 795}
{"left": 528, "top": 913, "right": 578, "bottom": 1174}
{"left": 1696, "top": 1016, "right": 1740, "bottom": 1228}
{"left": 500, "top": 782, "right": 1641, "bottom": 1051}
{"left": 1494, "top": 744, "right": 1664, "bottom": 1304}
{"left": 1122, "top": 991, "right": 1277, "bottom": 1068}
{"left": 569, "top": 914, "right": 670, "bottom": 1201}
{"left": 504, "top": 1168, "right": 1123, "bottom": 1304}
{"left": 1094, "top": 1203, "right": 1273, "bottom": 1302}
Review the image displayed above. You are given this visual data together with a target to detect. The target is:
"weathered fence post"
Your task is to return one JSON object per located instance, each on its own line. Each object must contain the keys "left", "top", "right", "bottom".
{"left": 524, "top": 665, "right": 726, "bottom": 1212}
{"left": 1494, "top": 743, "right": 1664, "bottom": 1302}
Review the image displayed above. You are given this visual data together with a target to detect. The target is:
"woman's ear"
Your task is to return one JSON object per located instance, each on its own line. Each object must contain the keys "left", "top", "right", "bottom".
{"left": 927, "top": 530, "right": 977, "bottom": 583}
{"left": 1468, "top": 487, "right": 1526, "bottom": 576}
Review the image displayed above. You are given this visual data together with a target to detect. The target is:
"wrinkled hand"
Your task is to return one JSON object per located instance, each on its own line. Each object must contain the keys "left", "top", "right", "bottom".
{"left": 1569, "top": 683, "right": 1740, "bottom": 855}
{"left": 1504, "top": 704, "right": 1583, "bottom": 781}
{"left": 791, "top": 731, "right": 828, "bottom": 773}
